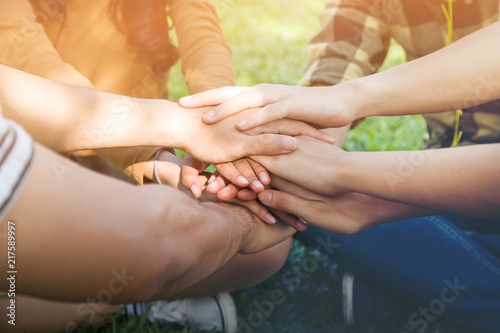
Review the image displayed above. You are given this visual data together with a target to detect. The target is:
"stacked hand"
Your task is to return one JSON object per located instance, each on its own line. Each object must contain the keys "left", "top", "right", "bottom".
{"left": 146, "top": 89, "right": 387, "bottom": 234}
{"left": 148, "top": 149, "right": 308, "bottom": 232}
{"left": 179, "top": 83, "right": 358, "bottom": 129}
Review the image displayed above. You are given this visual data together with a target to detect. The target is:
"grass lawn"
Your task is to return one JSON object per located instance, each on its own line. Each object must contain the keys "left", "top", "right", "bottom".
{"left": 78, "top": 1, "right": 471, "bottom": 332}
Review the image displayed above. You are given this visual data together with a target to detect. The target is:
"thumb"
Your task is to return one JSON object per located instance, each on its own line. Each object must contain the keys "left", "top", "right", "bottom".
{"left": 243, "top": 134, "right": 297, "bottom": 156}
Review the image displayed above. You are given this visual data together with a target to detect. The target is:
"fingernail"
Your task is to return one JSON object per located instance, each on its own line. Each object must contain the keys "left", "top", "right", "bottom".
{"left": 282, "top": 137, "right": 297, "bottom": 152}
{"left": 237, "top": 176, "right": 249, "bottom": 186}
{"left": 326, "top": 136, "right": 336, "bottom": 144}
{"left": 259, "top": 191, "right": 272, "bottom": 204}
{"left": 203, "top": 110, "right": 216, "bottom": 121}
{"left": 219, "top": 186, "right": 231, "bottom": 193}
{"left": 259, "top": 172, "right": 270, "bottom": 184}
{"left": 266, "top": 214, "right": 277, "bottom": 224}
{"left": 296, "top": 218, "right": 308, "bottom": 231}
{"left": 252, "top": 180, "right": 264, "bottom": 190}
{"left": 190, "top": 184, "right": 199, "bottom": 197}
{"left": 236, "top": 119, "right": 248, "bottom": 129}
{"left": 179, "top": 96, "right": 191, "bottom": 104}
{"left": 207, "top": 182, "right": 218, "bottom": 192}
{"left": 208, "top": 174, "right": 216, "bottom": 183}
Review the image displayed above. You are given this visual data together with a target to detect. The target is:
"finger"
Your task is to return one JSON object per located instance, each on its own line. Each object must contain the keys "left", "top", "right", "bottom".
{"left": 178, "top": 86, "right": 244, "bottom": 108}
{"left": 269, "top": 174, "right": 323, "bottom": 201}
{"left": 236, "top": 188, "right": 258, "bottom": 201}
{"left": 202, "top": 90, "right": 271, "bottom": 124}
{"left": 181, "top": 155, "right": 209, "bottom": 198}
{"left": 246, "top": 119, "right": 335, "bottom": 145}
{"left": 231, "top": 199, "right": 276, "bottom": 225}
{"left": 242, "top": 134, "right": 297, "bottom": 156}
{"left": 214, "top": 162, "right": 250, "bottom": 188}
{"left": 217, "top": 183, "right": 240, "bottom": 201}
{"left": 206, "top": 175, "right": 228, "bottom": 194}
{"left": 258, "top": 189, "right": 316, "bottom": 221}
{"left": 271, "top": 209, "right": 307, "bottom": 232}
{"left": 235, "top": 102, "right": 291, "bottom": 130}
{"left": 247, "top": 159, "right": 270, "bottom": 185}
{"left": 233, "top": 159, "right": 264, "bottom": 192}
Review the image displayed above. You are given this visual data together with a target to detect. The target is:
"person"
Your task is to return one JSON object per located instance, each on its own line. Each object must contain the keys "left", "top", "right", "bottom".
{"left": 0, "top": 106, "right": 296, "bottom": 333}
{"left": 0, "top": 65, "right": 332, "bottom": 332}
{"left": 178, "top": 1, "right": 500, "bottom": 331}
{"left": 1, "top": 0, "right": 310, "bottom": 195}
{"left": 0, "top": 1, "right": 332, "bottom": 330}
{"left": 0, "top": 0, "right": 231, "bottom": 184}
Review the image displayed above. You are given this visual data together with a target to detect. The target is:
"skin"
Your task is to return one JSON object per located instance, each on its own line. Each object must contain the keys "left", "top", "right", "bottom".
{"left": 0, "top": 143, "right": 295, "bottom": 332}
{"left": 179, "top": 22, "right": 500, "bottom": 128}
{"left": 252, "top": 137, "right": 500, "bottom": 231}
{"left": 0, "top": 66, "right": 305, "bottom": 330}
{"left": 143, "top": 150, "right": 306, "bottom": 230}
{"left": 178, "top": 22, "right": 500, "bottom": 229}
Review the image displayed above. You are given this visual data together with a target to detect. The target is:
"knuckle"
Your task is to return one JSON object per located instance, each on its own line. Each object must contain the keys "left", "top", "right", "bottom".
{"left": 258, "top": 134, "right": 276, "bottom": 153}
{"left": 274, "top": 192, "right": 291, "bottom": 209}
{"left": 267, "top": 102, "right": 288, "bottom": 119}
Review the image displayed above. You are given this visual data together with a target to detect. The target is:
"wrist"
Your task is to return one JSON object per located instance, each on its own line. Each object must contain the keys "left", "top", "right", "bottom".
{"left": 337, "top": 78, "right": 381, "bottom": 120}
{"left": 332, "top": 151, "right": 362, "bottom": 194}
{"left": 144, "top": 99, "right": 190, "bottom": 149}
{"left": 202, "top": 202, "right": 247, "bottom": 252}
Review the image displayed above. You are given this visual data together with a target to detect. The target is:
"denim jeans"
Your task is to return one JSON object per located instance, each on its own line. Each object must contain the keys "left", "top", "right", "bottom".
{"left": 295, "top": 214, "right": 500, "bottom": 332}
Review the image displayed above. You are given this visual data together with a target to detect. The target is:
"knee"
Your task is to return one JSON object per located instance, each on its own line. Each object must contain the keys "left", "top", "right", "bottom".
{"left": 242, "top": 237, "right": 292, "bottom": 287}
{"left": 262, "top": 237, "right": 293, "bottom": 276}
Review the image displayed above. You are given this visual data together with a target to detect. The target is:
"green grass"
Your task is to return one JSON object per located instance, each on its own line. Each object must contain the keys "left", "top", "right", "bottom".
{"left": 81, "top": 0, "right": 453, "bottom": 332}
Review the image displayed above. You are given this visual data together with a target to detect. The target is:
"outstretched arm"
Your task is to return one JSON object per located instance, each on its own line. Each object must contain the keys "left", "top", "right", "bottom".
{"left": 0, "top": 142, "right": 295, "bottom": 303}
{"left": 0, "top": 65, "right": 178, "bottom": 152}
{"left": 180, "top": 22, "right": 500, "bottom": 129}
{"left": 0, "top": 66, "right": 335, "bottom": 184}
{"left": 252, "top": 137, "right": 500, "bottom": 220}
{"left": 257, "top": 175, "right": 437, "bottom": 235}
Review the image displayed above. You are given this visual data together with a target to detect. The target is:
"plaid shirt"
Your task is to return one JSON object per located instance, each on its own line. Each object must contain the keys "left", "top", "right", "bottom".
{"left": 300, "top": 0, "right": 500, "bottom": 148}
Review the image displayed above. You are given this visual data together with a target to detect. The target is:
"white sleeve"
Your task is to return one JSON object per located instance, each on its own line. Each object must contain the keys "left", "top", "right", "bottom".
{"left": 0, "top": 111, "right": 34, "bottom": 220}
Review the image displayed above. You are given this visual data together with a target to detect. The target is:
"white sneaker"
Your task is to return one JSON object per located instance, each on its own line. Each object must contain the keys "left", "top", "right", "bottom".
{"left": 126, "top": 292, "right": 237, "bottom": 333}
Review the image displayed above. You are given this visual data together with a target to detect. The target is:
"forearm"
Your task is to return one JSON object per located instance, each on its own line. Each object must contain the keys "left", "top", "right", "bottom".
{"left": 349, "top": 22, "right": 500, "bottom": 119}
{"left": 1, "top": 144, "right": 246, "bottom": 302}
{"left": 337, "top": 144, "right": 500, "bottom": 218}
{"left": 171, "top": 0, "right": 234, "bottom": 93}
{"left": 0, "top": 65, "right": 183, "bottom": 152}
{"left": 353, "top": 193, "right": 438, "bottom": 228}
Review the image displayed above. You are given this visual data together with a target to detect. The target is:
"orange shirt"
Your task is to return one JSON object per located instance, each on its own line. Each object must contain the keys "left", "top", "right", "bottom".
{"left": 0, "top": 0, "right": 235, "bottom": 183}
{"left": 0, "top": 0, "right": 235, "bottom": 97}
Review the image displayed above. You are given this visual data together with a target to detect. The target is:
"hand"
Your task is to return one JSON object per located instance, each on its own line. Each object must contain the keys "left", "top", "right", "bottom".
{"left": 206, "top": 159, "right": 269, "bottom": 199}
{"left": 207, "top": 201, "right": 296, "bottom": 255}
{"left": 257, "top": 175, "right": 391, "bottom": 235}
{"left": 251, "top": 136, "right": 348, "bottom": 196}
{"left": 176, "top": 105, "right": 336, "bottom": 164}
{"left": 179, "top": 84, "right": 356, "bottom": 130}
{"left": 146, "top": 150, "right": 301, "bottom": 227}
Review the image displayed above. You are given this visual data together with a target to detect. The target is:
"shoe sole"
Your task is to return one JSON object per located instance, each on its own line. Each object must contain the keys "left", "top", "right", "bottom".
{"left": 342, "top": 270, "right": 356, "bottom": 326}
{"left": 213, "top": 292, "right": 238, "bottom": 333}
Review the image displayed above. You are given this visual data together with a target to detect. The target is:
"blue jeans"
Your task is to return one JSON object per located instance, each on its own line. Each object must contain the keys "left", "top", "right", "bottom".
{"left": 295, "top": 214, "right": 500, "bottom": 332}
